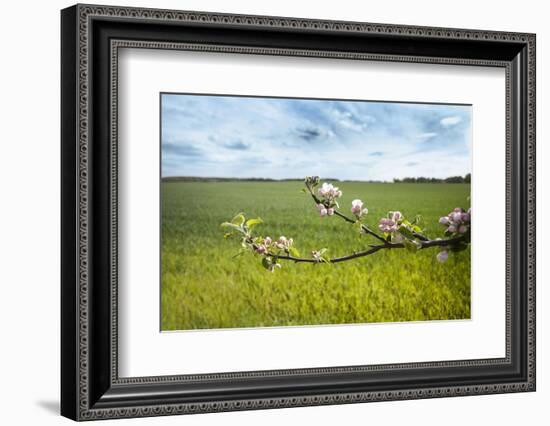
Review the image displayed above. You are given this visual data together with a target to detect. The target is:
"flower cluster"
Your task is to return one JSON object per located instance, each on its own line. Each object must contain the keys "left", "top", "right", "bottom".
{"left": 255, "top": 235, "right": 294, "bottom": 255}
{"left": 439, "top": 208, "right": 471, "bottom": 235}
{"left": 304, "top": 176, "right": 320, "bottom": 187}
{"left": 311, "top": 248, "right": 329, "bottom": 264}
{"left": 315, "top": 182, "right": 342, "bottom": 217}
{"left": 318, "top": 182, "right": 342, "bottom": 203}
{"left": 351, "top": 199, "right": 369, "bottom": 219}
{"left": 317, "top": 203, "right": 334, "bottom": 217}
{"left": 378, "top": 211, "right": 403, "bottom": 233}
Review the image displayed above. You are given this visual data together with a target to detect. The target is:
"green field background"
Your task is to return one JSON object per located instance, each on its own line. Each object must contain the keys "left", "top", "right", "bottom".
{"left": 161, "top": 181, "right": 471, "bottom": 330}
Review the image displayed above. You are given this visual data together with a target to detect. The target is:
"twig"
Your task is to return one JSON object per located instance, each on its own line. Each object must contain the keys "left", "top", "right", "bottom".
{"left": 273, "top": 246, "right": 384, "bottom": 263}
{"left": 264, "top": 234, "right": 466, "bottom": 264}
{"left": 306, "top": 184, "right": 388, "bottom": 243}
{"left": 230, "top": 180, "right": 470, "bottom": 268}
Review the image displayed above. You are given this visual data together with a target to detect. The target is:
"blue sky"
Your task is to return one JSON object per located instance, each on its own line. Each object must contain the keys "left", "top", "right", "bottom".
{"left": 161, "top": 94, "right": 472, "bottom": 181}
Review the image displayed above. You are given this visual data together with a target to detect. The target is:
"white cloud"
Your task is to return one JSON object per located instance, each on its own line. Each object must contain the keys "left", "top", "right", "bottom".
{"left": 161, "top": 95, "right": 471, "bottom": 180}
{"left": 440, "top": 116, "right": 462, "bottom": 127}
{"left": 416, "top": 132, "right": 438, "bottom": 139}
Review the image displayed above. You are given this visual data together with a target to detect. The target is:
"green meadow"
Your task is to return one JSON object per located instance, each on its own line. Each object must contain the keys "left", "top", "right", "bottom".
{"left": 161, "top": 181, "right": 471, "bottom": 330}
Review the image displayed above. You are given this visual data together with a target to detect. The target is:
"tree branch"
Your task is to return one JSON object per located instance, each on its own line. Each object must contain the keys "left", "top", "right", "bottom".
{"left": 305, "top": 184, "right": 388, "bottom": 244}
{"left": 228, "top": 180, "right": 470, "bottom": 268}
{"left": 271, "top": 246, "right": 384, "bottom": 263}
{"left": 260, "top": 234, "right": 467, "bottom": 264}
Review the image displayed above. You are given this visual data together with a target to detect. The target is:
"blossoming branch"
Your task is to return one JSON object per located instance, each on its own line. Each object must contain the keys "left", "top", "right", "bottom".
{"left": 220, "top": 176, "right": 471, "bottom": 272}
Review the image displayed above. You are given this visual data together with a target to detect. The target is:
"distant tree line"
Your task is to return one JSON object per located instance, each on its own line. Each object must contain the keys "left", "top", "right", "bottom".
{"left": 162, "top": 176, "right": 305, "bottom": 183}
{"left": 393, "top": 173, "right": 471, "bottom": 184}
{"left": 162, "top": 174, "right": 471, "bottom": 183}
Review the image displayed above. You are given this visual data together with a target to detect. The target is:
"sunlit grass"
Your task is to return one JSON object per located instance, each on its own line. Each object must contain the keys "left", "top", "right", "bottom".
{"left": 161, "top": 181, "right": 471, "bottom": 330}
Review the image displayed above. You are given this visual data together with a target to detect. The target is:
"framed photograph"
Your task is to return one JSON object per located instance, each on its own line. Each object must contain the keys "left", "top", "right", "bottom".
{"left": 61, "top": 4, "right": 536, "bottom": 421}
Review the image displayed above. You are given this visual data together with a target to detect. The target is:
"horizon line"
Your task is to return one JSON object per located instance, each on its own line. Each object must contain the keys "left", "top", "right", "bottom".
{"left": 161, "top": 175, "right": 471, "bottom": 183}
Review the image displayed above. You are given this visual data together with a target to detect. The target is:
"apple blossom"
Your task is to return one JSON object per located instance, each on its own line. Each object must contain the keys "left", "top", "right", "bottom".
{"left": 439, "top": 207, "right": 471, "bottom": 235}
{"left": 311, "top": 250, "right": 322, "bottom": 262}
{"left": 351, "top": 199, "right": 363, "bottom": 215}
{"left": 318, "top": 182, "right": 343, "bottom": 202}
{"left": 439, "top": 216, "right": 450, "bottom": 225}
{"left": 390, "top": 211, "right": 403, "bottom": 222}
{"left": 275, "top": 236, "right": 294, "bottom": 251}
{"left": 316, "top": 203, "right": 328, "bottom": 217}
{"left": 379, "top": 217, "right": 398, "bottom": 233}
{"left": 351, "top": 199, "right": 369, "bottom": 218}
{"left": 436, "top": 250, "right": 449, "bottom": 263}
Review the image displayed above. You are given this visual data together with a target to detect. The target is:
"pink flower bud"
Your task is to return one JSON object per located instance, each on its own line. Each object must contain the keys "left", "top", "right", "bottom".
{"left": 264, "top": 236, "right": 272, "bottom": 245}
{"left": 450, "top": 212, "right": 463, "bottom": 223}
{"left": 327, "top": 208, "right": 334, "bottom": 216}
{"left": 351, "top": 199, "right": 363, "bottom": 215}
{"left": 311, "top": 250, "right": 321, "bottom": 262}
{"left": 379, "top": 217, "right": 397, "bottom": 233}
{"left": 320, "top": 208, "right": 328, "bottom": 217}
{"left": 318, "top": 182, "right": 332, "bottom": 197}
{"left": 447, "top": 225, "right": 457, "bottom": 233}
{"left": 458, "top": 225, "right": 468, "bottom": 234}
{"left": 461, "top": 213, "right": 470, "bottom": 222}
{"left": 391, "top": 211, "right": 402, "bottom": 222}
{"left": 362, "top": 208, "right": 369, "bottom": 216}
{"left": 436, "top": 250, "right": 449, "bottom": 263}
{"left": 439, "top": 216, "right": 450, "bottom": 225}
{"left": 255, "top": 245, "right": 267, "bottom": 255}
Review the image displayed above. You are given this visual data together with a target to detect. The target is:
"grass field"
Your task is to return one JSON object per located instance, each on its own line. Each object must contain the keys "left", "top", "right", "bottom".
{"left": 161, "top": 181, "right": 471, "bottom": 330}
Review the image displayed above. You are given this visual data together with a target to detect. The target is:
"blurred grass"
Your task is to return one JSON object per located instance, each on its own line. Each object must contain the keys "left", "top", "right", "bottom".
{"left": 161, "top": 181, "right": 471, "bottom": 330}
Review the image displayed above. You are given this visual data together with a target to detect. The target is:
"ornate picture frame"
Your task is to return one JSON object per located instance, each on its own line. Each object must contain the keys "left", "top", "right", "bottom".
{"left": 61, "top": 4, "right": 535, "bottom": 421}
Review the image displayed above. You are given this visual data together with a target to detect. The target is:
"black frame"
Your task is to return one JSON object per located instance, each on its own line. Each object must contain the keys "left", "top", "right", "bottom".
{"left": 61, "top": 4, "right": 536, "bottom": 421}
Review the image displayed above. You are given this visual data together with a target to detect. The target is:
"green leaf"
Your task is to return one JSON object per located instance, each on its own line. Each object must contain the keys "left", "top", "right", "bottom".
{"left": 261, "top": 256, "right": 280, "bottom": 272}
{"left": 403, "top": 239, "right": 419, "bottom": 252}
{"left": 246, "top": 217, "right": 263, "bottom": 230}
{"left": 289, "top": 246, "right": 300, "bottom": 258}
{"left": 231, "top": 213, "right": 245, "bottom": 227}
{"left": 261, "top": 257, "right": 272, "bottom": 270}
{"left": 220, "top": 222, "right": 244, "bottom": 233}
{"left": 398, "top": 226, "right": 415, "bottom": 240}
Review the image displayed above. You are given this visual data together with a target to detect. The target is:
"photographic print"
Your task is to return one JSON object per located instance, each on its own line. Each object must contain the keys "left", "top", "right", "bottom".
{"left": 160, "top": 93, "right": 472, "bottom": 331}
